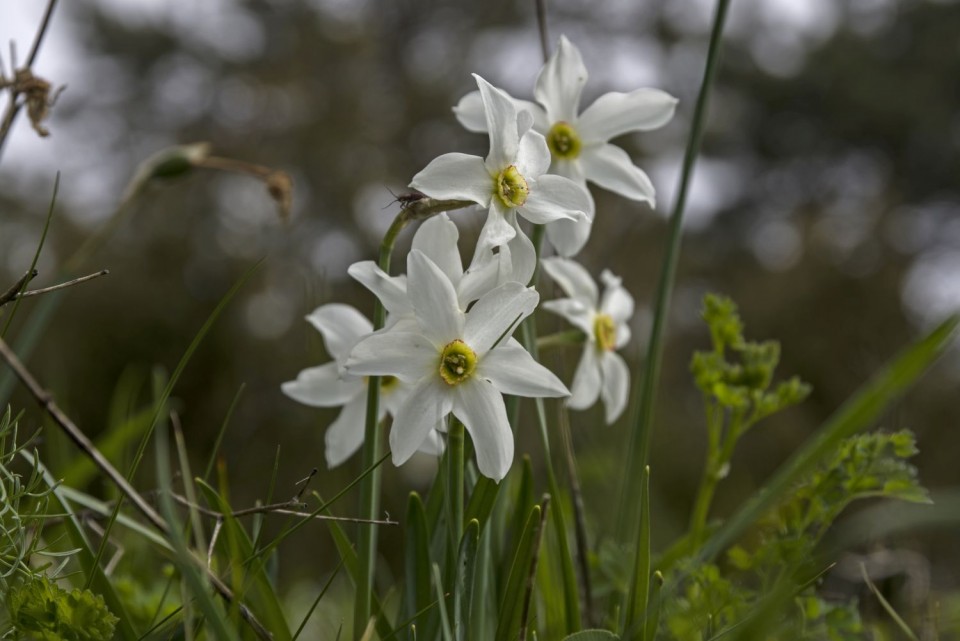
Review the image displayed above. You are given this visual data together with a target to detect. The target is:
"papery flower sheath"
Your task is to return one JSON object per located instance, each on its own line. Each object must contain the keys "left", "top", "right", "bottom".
{"left": 345, "top": 250, "right": 569, "bottom": 481}
{"left": 454, "top": 35, "right": 677, "bottom": 256}
{"left": 281, "top": 304, "right": 441, "bottom": 467}
{"left": 410, "top": 74, "right": 590, "bottom": 257}
{"left": 541, "top": 257, "right": 634, "bottom": 424}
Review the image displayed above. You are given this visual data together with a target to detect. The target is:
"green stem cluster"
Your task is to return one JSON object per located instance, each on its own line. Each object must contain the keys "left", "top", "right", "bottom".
{"left": 353, "top": 222, "right": 397, "bottom": 637}
{"left": 688, "top": 404, "right": 747, "bottom": 547}
{"left": 355, "top": 199, "right": 473, "bottom": 638}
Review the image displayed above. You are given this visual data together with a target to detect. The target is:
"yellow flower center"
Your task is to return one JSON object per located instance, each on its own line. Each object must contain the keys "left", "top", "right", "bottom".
{"left": 593, "top": 314, "right": 617, "bottom": 352}
{"left": 495, "top": 165, "right": 530, "bottom": 208}
{"left": 439, "top": 339, "right": 477, "bottom": 386}
{"left": 546, "top": 121, "right": 582, "bottom": 160}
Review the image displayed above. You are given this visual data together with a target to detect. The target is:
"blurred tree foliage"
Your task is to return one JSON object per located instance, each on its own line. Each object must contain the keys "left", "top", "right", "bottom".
{"left": 0, "top": 0, "right": 957, "bottom": 594}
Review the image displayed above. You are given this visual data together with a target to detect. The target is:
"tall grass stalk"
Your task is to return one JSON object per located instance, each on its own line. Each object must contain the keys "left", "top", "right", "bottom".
{"left": 618, "top": 0, "right": 733, "bottom": 542}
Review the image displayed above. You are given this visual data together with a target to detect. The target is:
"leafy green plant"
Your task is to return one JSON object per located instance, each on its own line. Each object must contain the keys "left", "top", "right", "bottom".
{"left": 3, "top": 575, "right": 118, "bottom": 641}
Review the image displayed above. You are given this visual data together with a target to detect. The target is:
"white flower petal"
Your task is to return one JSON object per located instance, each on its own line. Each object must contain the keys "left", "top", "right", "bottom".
{"left": 417, "top": 428, "right": 446, "bottom": 457}
{"left": 453, "top": 90, "right": 488, "bottom": 133}
{"left": 600, "top": 351, "right": 630, "bottom": 424}
{"left": 499, "top": 221, "right": 537, "bottom": 287}
{"left": 348, "top": 261, "right": 411, "bottom": 318}
{"left": 304, "top": 304, "right": 373, "bottom": 362}
{"left": 345, "top": 331, "right": 437, "bottom": 382}
{"left": 412, "top": 213, "right": 463, "bottom": 285}
{"left": 534, "top": 35, "right": 587, "bottom": 123}
{"left": 515, "top": 129, "right": 551, "bottom": 179}
{"left": 541, "top": 298, "right": 595, "bottom": 336}
{"left": 453, "top": 89, "right": 550, "bottom": 133}
{"left": 568, "top": 346, "right": 602, "bottom": 410}
{"left": 408, "top": 250, "right": 465, "bottom": 346}
{"left": 541, "top": 257, "right": 599, "bottom": 305}
{"left": 578, "top": 88, "right": 678, "bottom": 143}
{"left": 615, "top": 322, "right": 632, "bottom": 349}
{"left": 546, "top": 213, "right": 593, "bottom": 258}
{"left": 324, "top": 394, "right": 373, "bottom": 468}
{"left": 581, "top": 143, "right": 656, "bottom": 205}
{"left": 458, "top": 252, "right": 500, "bottom": 306}
{"left": 390, "top": 377, "right": 453, "bottom": 466}
{"left": 478, "top": 344, "right": 569, "bottom": 398}
{"left": 475, "top": 75, "right": 520, "bottom": 173}
{"left": 477, "top": 200, "right": 518, "bottom": 249}
{"left": 282, "top": 363, "right": 363, "bottom": 407}
{"left": 381, "top": 380, "right": 410, "bottom": 416}
{"left": 464, "top": 282, "right": 539, "bottom": 356}
{"left": 454, "top": 379, "right": 513, "bottom": 481}
{"left": 410, "top": 152, "right": 493, "bottom": 205}
{"left": 520, "top": 174, "right": 590, "bottom": 225}
{"left": 600, "top": 269, "right": 635, "bottom": 323}
{"left": 550, "top": 157, "right": 586, "bottom": 184}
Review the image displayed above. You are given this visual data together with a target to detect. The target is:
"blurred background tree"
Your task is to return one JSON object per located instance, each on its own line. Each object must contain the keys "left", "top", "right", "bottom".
{"left": 1, "top": 0, "right": 957, "bottom": 609}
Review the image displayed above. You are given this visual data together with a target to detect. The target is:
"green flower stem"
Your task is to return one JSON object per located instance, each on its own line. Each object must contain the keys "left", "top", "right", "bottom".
{"left": 536, "top": 329, "right": 586, "bottom": 351}
{"left": 449, "top": 417, "right": 465, "bottom": 547}
{"left": 618, "top": 0, "right": 733, "bottom": 542}
{"left": 688, "top": 404, "right": 746, "bottom": 547}
{"left": 354, "top": 216, "right": 400, "bottom": 638}
{"left": 354, "top": 199, "right": 474, "bottom": 638}
{"left": 519, "top": 222, "right": 583, "bottom": 633}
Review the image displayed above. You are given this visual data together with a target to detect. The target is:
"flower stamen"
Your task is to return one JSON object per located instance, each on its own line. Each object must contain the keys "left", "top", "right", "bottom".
{"left": 495, "top": 165, "right": 530, "bottom": 208}
{"left": 546, "top": 121, "right": 582, "bottom": 160}
{"left": 593, "top": 314, "right": 617, "bottom": 352}
{"left": 439, "top": 339, "right": 477, "bottom": 386}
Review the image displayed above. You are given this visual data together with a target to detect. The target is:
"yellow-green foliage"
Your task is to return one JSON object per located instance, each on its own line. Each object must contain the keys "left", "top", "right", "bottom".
{"left": 3, "top": 575, "right": 118, "bottom": 641}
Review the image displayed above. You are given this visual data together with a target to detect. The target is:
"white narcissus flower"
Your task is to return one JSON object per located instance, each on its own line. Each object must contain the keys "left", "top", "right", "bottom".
{"left": 281, "top": 304, "right": 442, "bottom": 468}
{"left": 454, "top": 35, "right": 678, "bottom": 257}
{"left": 348, "top": 213, "right": 536, "bottom": 327}
{"left": 345, "top": 250, "right": 569, "bottom": 481}
{"left": 410, "top": 74, "right": 591, "bottom": 257}
{"left": 541, "top": 257, "right": 634, "bottom": 424}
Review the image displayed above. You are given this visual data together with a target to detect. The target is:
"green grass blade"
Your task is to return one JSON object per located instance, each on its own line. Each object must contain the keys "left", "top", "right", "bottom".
{"left": 293, "top": 559, "right": 344, "bottom": 641}
{"left": 618, "top": 0, "right": 734, "bottom": 541}
{"left": 562, "top": 631, "right": 621, "bottom": 641}
{"left": 624, "top": 466, "right": 651, "bottom": 639}
{"left": 203, "top": 382, "right": 246, "bottom": 482}
{"left": 195, "top": 479, "right": 293, "bottom": 641}
{"left": 404, "top": 492, "right": 433, "bottom": 640}
{"left": 520, "top": 316, "right": 582, "bottom": 633}
{"left": 315, "top": 491, "right": 394, "bottom": 641}
{"left": 496, "top": 501, "right": 546, "bottom": 641}
{"left": 55, "top": 485, "right": 172, "bottom": 551}
{"left": 643, "top": 572, "right": 663, "bottom": 641}
{"left": 454, "top": 519, "right": 479, "bottom": 641}
{"left": 432, "top": 562, "right": 454, "bottom": 641}
{"left": 860, "top": 563, "right": 920, "bottom": 641}
{"left": 470, "top": 522, "right": 494, "bottom": 641}
{"left": 154, "top": 419, "right": 239, "bottom": 641}
{"left": 699, "top": 314, "right": 959, "bottom": 563}
{"left": 0, "top": 173, "right": 57, "bottom": 340}
{"left": 60, "top": 402, "right": 153, "bottom": 489}
{"left": 464, "top": 475, "right": 500, "bottom": 530}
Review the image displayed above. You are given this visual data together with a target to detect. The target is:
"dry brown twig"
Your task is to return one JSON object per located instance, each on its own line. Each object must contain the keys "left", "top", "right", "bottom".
{"left": 196, "top": 155, "right": 294, "bottom": 222}
{"left": 0, "top": 0, "right": 64, "bottom": 160}
{"left": 0, "top": 269, "right": 109, "bottom": 307}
